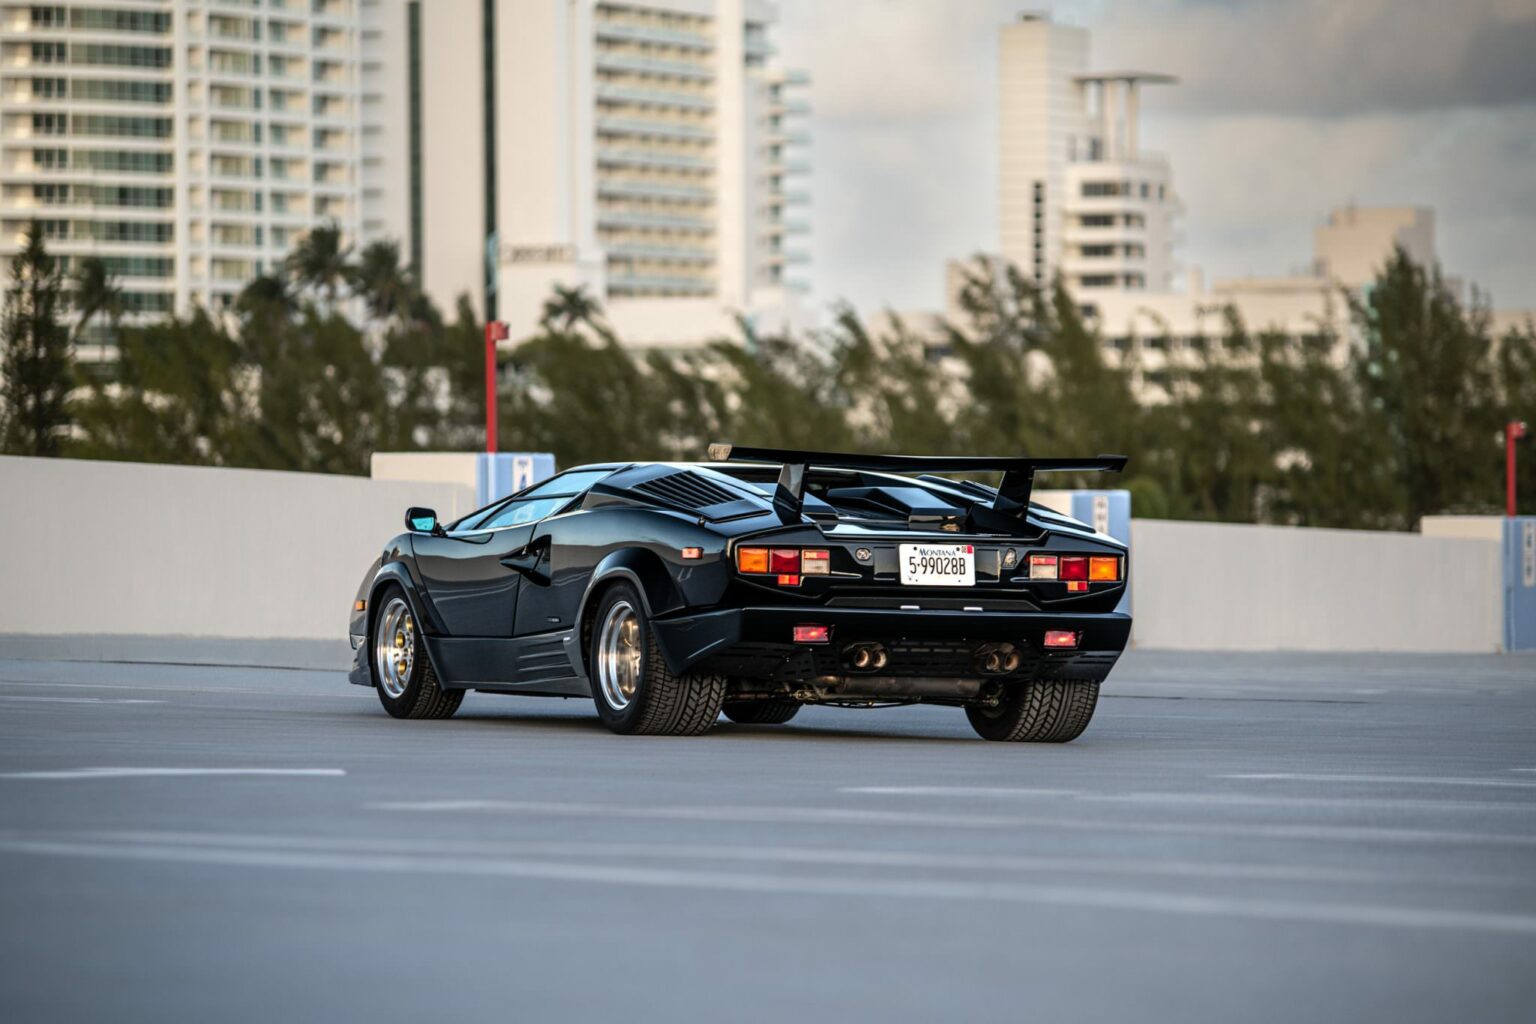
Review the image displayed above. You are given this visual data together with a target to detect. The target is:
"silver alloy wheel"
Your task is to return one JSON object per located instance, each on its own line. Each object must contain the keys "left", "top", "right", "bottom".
{"left": 374, "top": 596, "right": 416, "bottom": 700}
{"left": 596, "top": 599, "right": 643, "bottom": 711}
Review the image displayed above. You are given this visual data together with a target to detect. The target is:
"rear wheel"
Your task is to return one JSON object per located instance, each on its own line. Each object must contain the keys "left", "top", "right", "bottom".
{"left": 370, "top": 586, "right": 462, "bottom": 720}
{"left": 966, "top": 680, "right": 1098, "bottom": 742}
{"left": 589, "top": 583, "right": 725, "bottom": 736}
{"left": 722, "top": 700, "right": 800, "bottom": 725}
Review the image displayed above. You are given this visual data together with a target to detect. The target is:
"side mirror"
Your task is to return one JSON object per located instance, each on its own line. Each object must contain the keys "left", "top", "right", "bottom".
{"left": 405, "top": 506, "right": 443, "bottom": 535}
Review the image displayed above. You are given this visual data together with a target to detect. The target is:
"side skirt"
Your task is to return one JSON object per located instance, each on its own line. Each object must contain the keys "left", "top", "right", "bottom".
{"left": 421, "top": 630, "right": 590, "bottom": 698}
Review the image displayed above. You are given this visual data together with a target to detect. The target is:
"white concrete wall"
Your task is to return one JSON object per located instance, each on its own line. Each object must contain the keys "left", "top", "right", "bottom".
{"left": 0, "top": 456, "right": 475, "bottom": 641}
{"left": 1129, "top": 519, "right": 1503, "bottom": 652}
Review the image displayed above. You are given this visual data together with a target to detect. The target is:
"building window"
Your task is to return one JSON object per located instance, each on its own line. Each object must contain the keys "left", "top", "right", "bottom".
{"left": 1080, "top": 244, "right": 1115, "bottom": 258}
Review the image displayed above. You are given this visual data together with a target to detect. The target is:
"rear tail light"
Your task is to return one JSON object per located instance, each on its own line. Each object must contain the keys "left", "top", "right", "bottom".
{"left": 792, "top": 624, "right": 829, "bottom": 644}
{"left": 1043, "top": 630, "right": 1079, "bottom": 649}
{"left": 737, "top": 545, "right": 832, "bottom": 583}
{"left": 1089, "top": 556, "right": 1120, "bottom": 581}
{"left": 737, "top": 547, "right": 769, "bottom": 573}
{"left": 1028, "top": 554, "right": 1058, "bottom": 580}
{"left": 1060, "top": 557, "right": 1089, "bottom": 581}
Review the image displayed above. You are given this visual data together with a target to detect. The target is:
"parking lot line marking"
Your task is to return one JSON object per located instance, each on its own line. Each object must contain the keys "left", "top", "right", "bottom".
{"left": 42, "top": 829, "right": 1524, "bottom": 888}
{"left": 2, "top": 834, "right": 1534, "bottom": 936}
{"left": 366, "top": 799, "right": 1536, "bottom": 847}
{"left": 1221, "top": 773, "right": 1536, "bottom": 789}
{"left": 0, "top": 768, "right": 346, "bottom": 780}
{"left": 0, "top": 695, "right": 162, "bottom": 705}
{"left": 838, "top": 786, "right": 1535, "bottom": 812}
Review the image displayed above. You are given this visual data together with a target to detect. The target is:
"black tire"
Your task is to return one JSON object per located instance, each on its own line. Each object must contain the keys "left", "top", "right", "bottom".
{"left": 588, "top": 583, "right": 725, "bottom": 736}
{"left": 965, "top": 680, "right": 1099, "bottom": 742}
{"left": 722, "top": 701, "right": 800, "bottom": 725}
{"left": 369, "top": 584, "right": 463, "bottom": 721}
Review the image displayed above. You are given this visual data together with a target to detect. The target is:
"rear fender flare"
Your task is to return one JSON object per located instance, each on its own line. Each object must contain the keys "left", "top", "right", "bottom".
{"left": 573, "top": 548, "right": 686, "bottom": 676}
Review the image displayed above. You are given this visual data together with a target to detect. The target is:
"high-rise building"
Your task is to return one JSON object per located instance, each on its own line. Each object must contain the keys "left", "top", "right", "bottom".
{"left": 0, "top": 0, "right": 398, "bottom": 342}
{"left": 999, "top": 12, "right": 1180, "bottom": 295}
{"left": 405, "top": 0, "right": 813, "bottom": 347}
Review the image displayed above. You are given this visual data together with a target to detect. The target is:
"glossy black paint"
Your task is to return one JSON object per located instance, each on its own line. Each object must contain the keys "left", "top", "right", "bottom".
{"left": 346, "top": 457, "right": 1134, "bottom": 704}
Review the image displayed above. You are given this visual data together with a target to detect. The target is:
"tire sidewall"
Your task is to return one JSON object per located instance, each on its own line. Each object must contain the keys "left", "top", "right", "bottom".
{"left": 588, "top": 583, "right": 653, "bottom": 733}
{"left": 370, "top": 584, "right": 426, "bottom": 719}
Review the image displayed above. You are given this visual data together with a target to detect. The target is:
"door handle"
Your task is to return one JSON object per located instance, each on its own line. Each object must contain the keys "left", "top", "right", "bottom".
{"left": 500, "top": 539, "right": 550, "bottom": 584}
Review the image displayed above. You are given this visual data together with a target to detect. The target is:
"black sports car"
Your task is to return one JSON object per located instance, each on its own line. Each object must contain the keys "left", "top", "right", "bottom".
{"left": 348, "top": 445, "right": 1131, "bottom": 740}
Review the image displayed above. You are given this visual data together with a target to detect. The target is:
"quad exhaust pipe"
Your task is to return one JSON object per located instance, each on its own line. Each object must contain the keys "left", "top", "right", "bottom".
{"left": 975, "top": 643, "right": 1022, "bottom": 676}
{"left": 844, "top": 642, "right": 888, "bottom": 672}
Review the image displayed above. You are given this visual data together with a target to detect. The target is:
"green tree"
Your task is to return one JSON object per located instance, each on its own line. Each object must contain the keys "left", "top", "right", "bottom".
{"left": 0, "top": 224, "right": 73, "bottom": 456}
{"left": 538, "top": 284, "right": 604, "bottom": 336}
{"left": 69, "top": 255, "right": 122, "bottom": 346}
{"left": 285, "top": 222, "right": 352, "bottom": 309}
{"left": 352, "top": 240, "right": 416, "bottom": 326}
{"left": 1352, "top": 246, "right": 1500, "bottom": 527}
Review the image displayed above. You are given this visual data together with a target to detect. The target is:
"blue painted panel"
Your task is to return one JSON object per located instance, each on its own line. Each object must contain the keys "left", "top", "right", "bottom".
{"left": 475, "top": 452, "right": 557, "bottom": 506}
{"left": 1504, "top": 517, "right": 1536, "bottom": 651}
{"left": 1067, "top": 490, "right": 1132, "bottom": 614}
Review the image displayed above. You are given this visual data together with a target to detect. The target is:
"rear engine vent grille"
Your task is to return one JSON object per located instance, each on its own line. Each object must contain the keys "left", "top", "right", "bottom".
{"left": 634, "top": 471, "right": 741, "bottom": 511}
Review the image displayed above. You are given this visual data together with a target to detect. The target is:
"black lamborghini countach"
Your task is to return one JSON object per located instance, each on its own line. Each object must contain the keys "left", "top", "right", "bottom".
{"left": 348, "top": 445, "right": 1131, "bottom": 741}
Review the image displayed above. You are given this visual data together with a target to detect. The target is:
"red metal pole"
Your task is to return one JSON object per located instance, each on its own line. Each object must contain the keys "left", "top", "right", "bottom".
{"left": 485, "top": 321, "right": 508, "bottom": 454}
{"left": 1509, "top": 421, "right": 1528, "bottom": 518}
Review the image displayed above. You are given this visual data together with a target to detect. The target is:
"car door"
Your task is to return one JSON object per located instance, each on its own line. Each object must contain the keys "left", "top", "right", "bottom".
{"left": 411, "top": 520, "right": 536, "bottom": 637}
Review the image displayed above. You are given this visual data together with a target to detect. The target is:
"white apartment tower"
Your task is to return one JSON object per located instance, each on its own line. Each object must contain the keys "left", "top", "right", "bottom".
{"left": 999, "top": 12, "right": 1180, "bottom": 294}
{"left": 407, "top": 0, "right": 813, "bottom": 346}
{"left": 0, "top": 0, "right": 398, "bottom": 332}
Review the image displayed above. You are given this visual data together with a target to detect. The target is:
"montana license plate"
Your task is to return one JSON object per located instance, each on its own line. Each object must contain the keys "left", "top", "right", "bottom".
{"left": 898, "top": 544, "right": 975, "bottom": 586}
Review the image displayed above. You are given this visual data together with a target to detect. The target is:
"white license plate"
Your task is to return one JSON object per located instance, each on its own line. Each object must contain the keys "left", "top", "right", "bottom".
{"left": 899, "top": 544, "right": 975, "bottom": 587}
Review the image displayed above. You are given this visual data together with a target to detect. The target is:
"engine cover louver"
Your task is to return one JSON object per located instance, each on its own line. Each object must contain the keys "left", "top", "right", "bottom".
{"left": 634, "top": 471, "right": 742, "bottom": 511}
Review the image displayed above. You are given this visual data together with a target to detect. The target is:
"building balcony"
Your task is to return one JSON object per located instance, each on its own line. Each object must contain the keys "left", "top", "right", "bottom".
{"left": 596, "top": 117, "right": 713, "bottom": 142}
{"left": 594, "top": 20, "right": 713, "bottom": 52}
{"left": 594, "top": 51, "right": 713, "bottom": 82}
{"left": 596, "top": 84, "right": 714, "bottom": 112}
{"left": 607, "top": 271, "right": 716, "bottom": 296}
{"left": 597, "top": 209, "right": 713, "bottom": 233}
{"left": 606, "top": 242, "right": 714, "bottom": 264}
{"left": 597, "top": 178, "right": 713, "bottom": 202}
{"left": 596, "top": 148, "right": 711, "bottom": 172}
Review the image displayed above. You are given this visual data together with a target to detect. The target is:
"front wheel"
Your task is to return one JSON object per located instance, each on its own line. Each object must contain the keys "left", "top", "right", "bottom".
{"left": 588, "top": 584, "right": 725, "bottom": 736}
{"left": 370, "top": 586, "right": 462, "bottom": 720}
{"left": 966, "top": 680, "right": 1098, "bottom": 742}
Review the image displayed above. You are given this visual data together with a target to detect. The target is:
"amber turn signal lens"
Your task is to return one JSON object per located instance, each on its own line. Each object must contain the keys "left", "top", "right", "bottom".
{"left": 1089, "top": 556, "right": 1120, "bottom": 581}
{"left": 354, "top": 599, "right": 366, "bottom": 612}
{"left": 737, "top": 547, "right": 769, "bottom": 573}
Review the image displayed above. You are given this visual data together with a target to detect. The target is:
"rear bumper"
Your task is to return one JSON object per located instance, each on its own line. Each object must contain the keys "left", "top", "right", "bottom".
{"left": 652, "top": 606, "right": 1131, "bottom": 682}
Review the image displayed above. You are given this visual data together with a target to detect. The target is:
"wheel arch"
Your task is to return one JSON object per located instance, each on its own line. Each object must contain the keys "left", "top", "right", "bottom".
{"left": 365, "top": 562, "right": 451, "bottom": 685}
{"left": 573, "top": 547, "right": 687, "bottom": 677}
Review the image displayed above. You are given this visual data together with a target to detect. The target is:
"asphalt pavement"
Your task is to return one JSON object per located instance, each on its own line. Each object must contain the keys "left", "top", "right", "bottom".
{"left": 1, "top": 647, "right": 1534, "bottom": 1023}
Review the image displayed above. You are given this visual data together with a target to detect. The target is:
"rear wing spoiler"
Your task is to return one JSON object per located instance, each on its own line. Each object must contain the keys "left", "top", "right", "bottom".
{"left": 706, "top": 443, "right": 1127, "bottom": 522}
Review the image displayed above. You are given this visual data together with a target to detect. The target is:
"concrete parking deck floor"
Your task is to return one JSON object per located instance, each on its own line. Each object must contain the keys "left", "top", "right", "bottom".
{"left": 1, "top": 649, "right": 1533, "bottom": 1023}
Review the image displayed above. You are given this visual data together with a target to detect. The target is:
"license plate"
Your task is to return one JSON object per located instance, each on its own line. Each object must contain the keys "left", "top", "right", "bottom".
{"left": 899, "top": 544, "right": 975, "bottom": 587}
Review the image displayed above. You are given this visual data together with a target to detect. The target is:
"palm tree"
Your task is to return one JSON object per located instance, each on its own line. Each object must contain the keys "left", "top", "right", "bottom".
{"left": 285, "top": 222, "right": 352, "bottom": 308}
{"left": 237, "top": 273, "right": 296, "bottom": 319}
{"left": 351, "top": 240, "right": 413, "bottom": 324}
{"left": 69, "top": 255, "right": 122, "bottom": 344}
{"left": 539, "top": 284, "right": 603, "bottom": 335}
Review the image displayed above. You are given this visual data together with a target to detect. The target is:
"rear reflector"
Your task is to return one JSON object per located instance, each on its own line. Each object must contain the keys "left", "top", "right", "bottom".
{"left": 792, "top": 624, "right": 830, "bottom": 644}
{"left": 1028, "top": 554, "right": 1058, "bottom": 580}
{"left": 801, "top": 549, "right": 831, "bottom": 575}
{"left": 1043, "top": 629, "right": 1079, "bottom": 649}
{"left": 776, "top": 574, "right": 801, "bottom": 587}
{"left": 770, "top": 548, "right": 800, "bottom": 574}
{"left": 1089, "top": 556, "right": 1120, "bottom": 581}
{"left": 1060, "top": 556, "right": 1089, "bottom": 581}
{"left": 737, "top": 547, "right": 768, "bottom": 573}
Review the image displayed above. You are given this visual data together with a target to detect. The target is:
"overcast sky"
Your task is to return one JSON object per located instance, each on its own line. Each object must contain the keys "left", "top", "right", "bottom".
{"left": 774, "top": 0, "right": 1536, "bottom": 314}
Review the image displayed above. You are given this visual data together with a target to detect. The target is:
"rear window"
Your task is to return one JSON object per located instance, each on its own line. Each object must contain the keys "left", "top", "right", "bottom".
{"left": 520, "top": 469, "right": 612, "bottom": 497}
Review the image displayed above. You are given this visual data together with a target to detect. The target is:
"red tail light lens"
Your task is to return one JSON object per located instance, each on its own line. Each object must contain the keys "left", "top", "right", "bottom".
{"left": 1089, "top": 556, "right": 1120, "bottom": 581}
{"left": 1060, "top": 557, "right": 1089, "bottom": 581}
{"left": 1043, "top": 629, "right": 1079, "bottom": 649}
{"left": 770, "top": 548, "right": 800, "bottom": 574}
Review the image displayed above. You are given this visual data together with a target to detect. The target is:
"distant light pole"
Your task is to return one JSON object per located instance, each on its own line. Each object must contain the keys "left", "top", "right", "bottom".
{"left": 485, "top": 321, "right": 509, "bottom": 454}
{"left": 1508, "top": 420, "right": 1528, "bottom": 517}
